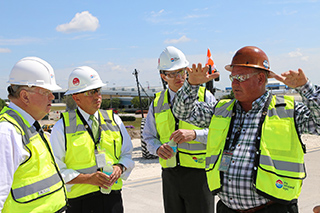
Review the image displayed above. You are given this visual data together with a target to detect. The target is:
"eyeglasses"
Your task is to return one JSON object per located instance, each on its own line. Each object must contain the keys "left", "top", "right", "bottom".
{"left": 25, "top": 88, "right": 53, "bottom": 97}
{"left": 163, "top": 69, "right": 186, "bottom": 78}
{"left": 229, "top": 72, "right": 259, "bottom": 82}
{"left": 83, "top": 88, "right": 101, "bottom": 97}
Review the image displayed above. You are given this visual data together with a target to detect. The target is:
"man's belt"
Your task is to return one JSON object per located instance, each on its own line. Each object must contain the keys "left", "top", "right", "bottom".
{"left": 236, "top": 201, "right": 275, "bottom": 213}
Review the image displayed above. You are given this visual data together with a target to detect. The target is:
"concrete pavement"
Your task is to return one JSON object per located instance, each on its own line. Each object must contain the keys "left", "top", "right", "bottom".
{"left": 122, "top": 147, "right": 320, "bottom": 213}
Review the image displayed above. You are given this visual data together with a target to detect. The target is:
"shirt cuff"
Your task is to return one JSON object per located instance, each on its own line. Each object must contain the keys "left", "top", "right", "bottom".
{"left": 296, "top": 80, "right": 313, "bottom": 98}
{"left": 193, "top": 129, "right": 208, "bottom": 144}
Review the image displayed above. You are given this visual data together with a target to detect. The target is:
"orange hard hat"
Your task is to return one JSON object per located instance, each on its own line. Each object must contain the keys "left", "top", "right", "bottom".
{"left": 225, "top": 46, "right": 272, "bottom": 74}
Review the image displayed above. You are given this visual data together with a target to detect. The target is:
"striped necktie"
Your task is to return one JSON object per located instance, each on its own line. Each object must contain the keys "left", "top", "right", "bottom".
{"left": 89, "top": 115, "right": 99, "bottom": 142}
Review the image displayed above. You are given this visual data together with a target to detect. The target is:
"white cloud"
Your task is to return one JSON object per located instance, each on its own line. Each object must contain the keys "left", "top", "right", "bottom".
{"left": 184, "top": 14, "right": 209, "bottom": 19}
{"left": 267, "top": 0, "right": 318, "bottom": 4}
{"left": 104, "top": 62, "right": 126, "bottom": 72}
{"left": 56, "top": 11, "right": 100, "bottom": 33}
{"left": 275, "top": 9, "right": 298, "bottom": 16}
{"left": 289, "top": 48, "right": 303, "bottom": 57}
{"left": 0, "top": 48, "right": 11, "bottom": 53}
{"left": 146, "top": 9, "right": 166, "bottom": 24}
{"left": 288, "top": 48, "right": 309, "bottom": 61}
{"left": 151, "top": 9, "right": 165, "bottom": 17}
{"left": 164, "top": 35, "right": 191, "bottom": 44}
{"left": 0, "top": 37, "right": 41, "bottom": 45}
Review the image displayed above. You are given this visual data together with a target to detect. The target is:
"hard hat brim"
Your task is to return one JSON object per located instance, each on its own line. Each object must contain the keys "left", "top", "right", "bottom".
{"left": 64, "top": 82, "right": 106, "bottom": 95}
{"left": 225, "top": 64, "right": 274, "bottom": 78}
{"left": 41, "top": 84, "right": 62, "bottom": 91}
{"left": 7, "top": 82, "right": 62, "bottom": 91}
{"left": 157, "top": 61, "right": 189, "bottom": 71}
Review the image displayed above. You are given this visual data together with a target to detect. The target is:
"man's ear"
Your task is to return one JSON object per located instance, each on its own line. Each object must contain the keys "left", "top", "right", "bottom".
{"left": 20, "top": 90, "right": 30, "bottom": 105}
{"left": 258, "top": 72, "right": 267, "bottom": 85}
{"left": 160, "top": 73, "right": 168, "bottom": 83}
{"left": 72, "top": 94, "right": 80, "bottom": 105}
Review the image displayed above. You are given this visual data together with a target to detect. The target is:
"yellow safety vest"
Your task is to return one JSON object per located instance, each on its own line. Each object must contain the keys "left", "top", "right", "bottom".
{"left": 206, "top": 95, "right": 306, "bottom": 203}
{"left": 154, "top": 87, "right": 207, "bottom": 169}
{"left": 0, "top": 107, "right": 66, "bottom": 213}
{"left": 63, "top": 109, "right": 123, "bottom": 199}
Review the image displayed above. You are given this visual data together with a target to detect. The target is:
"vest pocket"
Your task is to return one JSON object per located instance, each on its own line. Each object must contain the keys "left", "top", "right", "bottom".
{"left": 70, "top": 138, "right": 94, "bottom": 164}
{"left": 156, "top": 112, "right": 174, "bottom": 141}
{"left": 262, "top": 120, "right": 292, "bottom": 151}
{"left": 30, "top": 136, "right": 46, "bottom": 156}
{"left": 208, "top": 119, "right": 230, "bottom": 150}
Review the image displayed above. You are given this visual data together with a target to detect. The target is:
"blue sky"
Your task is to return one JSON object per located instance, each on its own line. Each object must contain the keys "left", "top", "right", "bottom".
{"left": 0, "top": 0, "right": 319, "bottom": 99}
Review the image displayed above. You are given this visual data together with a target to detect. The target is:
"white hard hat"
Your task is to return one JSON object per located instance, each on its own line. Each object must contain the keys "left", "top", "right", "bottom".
{"left": 65, "top": 66, "right": 106, "bottom": 95}
{"left": 157, "top": 46, "right": 189, "bottom": 71}
{"left": 8, "top": 57, "right": 61, "bottom": 91}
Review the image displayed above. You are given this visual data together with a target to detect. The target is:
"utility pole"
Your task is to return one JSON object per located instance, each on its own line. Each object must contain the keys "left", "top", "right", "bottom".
{"left": 133, "top": 69, "right": 144, "bottom": 118}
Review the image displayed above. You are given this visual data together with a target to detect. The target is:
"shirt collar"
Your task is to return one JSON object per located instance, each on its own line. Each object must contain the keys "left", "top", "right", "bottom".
{"left": 167, "top": 88, "right": 176, "bottom": 103}
{"left": 235, "top": 90, "right": 270, "bottom": 111}
{"left": 252, "top": 91, "right": 270, "bottom": 109}
{"left": 78, "top": 107, "right": 99, "bottom": 122}
{"left": 8, "top": 102, "right": 36, "bottom": 127}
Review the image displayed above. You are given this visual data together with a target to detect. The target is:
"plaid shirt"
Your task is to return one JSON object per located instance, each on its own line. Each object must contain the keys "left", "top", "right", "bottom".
{"left": 173, "top": 80, "right": 320, "bottom": 210}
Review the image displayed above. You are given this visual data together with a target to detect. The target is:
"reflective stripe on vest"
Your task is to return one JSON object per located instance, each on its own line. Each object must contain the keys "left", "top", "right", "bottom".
{"left": 154, "top": 90, "right": 170, "bottom": 114}
{"left": 65, "top": 111, "right": 120, "bottom": 134}
{"left": 178, "top": 142, "right": 206, "bottom": 151}
{"left": 63, "top": 109, "right": 123, "bottom": 199}
{"left": 206, "top": 99, "right": 234, "bottom": 170}
{"left": 259, "top": 155, "right": 304, "bottom": 173}
{"left": 154, "top": 87, "right": 207, "bottom": 169}
{"left": 12, "top": 173, "right": 61, "bottom": 199}
{"left": 1, "top": 107, "right": 66, "bottom": 213}
{"left": 206, "top": 96, "right": 306, "bottom": 203}
{"left": 76, "top": 166, "right": 98, "bottom": 174}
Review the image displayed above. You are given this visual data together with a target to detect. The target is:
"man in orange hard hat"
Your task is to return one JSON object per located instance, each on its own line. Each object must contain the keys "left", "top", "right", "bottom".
{"left": 173, "top": 46, "right": 320, "bottom": 213}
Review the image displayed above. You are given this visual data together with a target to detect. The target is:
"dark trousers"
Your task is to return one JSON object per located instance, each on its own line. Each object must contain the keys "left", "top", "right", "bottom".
{"left": 162, "top": 166, "right": 214, "bottom": 213}
{"left": 67, "top": 190, "right": 123, "bottom": 213}
{"left": 217, "top": 200, "right": 299, "bottom": 213}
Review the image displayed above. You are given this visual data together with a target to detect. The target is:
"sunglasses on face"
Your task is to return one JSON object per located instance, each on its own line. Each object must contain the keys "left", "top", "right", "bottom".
{"left": 229, "top": 72, "right": 259, "bottom": 82}
{"left": 163, "top": 69, "right": 186, "bottom": 78}
{"left": 82, "top": 88, "right": 102, "bottom": 96}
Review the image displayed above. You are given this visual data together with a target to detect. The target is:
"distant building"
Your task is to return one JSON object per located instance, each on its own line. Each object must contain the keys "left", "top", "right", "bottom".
{"left": 52, "top": 85, "right": 229, "bottom": 108}
{"left": 225, "top": 79, "right": 300, "bottom": 100}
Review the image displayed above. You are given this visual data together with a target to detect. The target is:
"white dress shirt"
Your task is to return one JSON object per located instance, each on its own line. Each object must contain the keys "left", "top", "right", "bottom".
{"left": 50, "top": 107, "right": 134, "bottom": 191}
{"left": 0, "top": 103, "right": 35, "bottom": 211}
{"left": 142, "top": 88, "right": 216, "bottom": 155}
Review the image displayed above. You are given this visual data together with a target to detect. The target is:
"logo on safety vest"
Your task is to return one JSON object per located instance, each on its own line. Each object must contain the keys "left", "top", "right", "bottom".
{"left": 275, "top": 179, "right": 283, "bottom": 189}
{"left": 73, "top": 77, "right": 80, "bottom": 86}
{"left": 193, "top": 157, "right": 205, "bottom": 164}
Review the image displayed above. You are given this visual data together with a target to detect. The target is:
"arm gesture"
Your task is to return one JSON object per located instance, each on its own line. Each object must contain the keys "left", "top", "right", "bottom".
{"left": 187, "top": 63, "right": 220, "bottom": 85}
{"left": 270, "top": 68, "right": 308, "bottom": 88}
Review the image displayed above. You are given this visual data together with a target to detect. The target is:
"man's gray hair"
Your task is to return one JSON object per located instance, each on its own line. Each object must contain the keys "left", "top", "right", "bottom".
{"left": 7, "top": 85, "right": 32, "bottom": 99}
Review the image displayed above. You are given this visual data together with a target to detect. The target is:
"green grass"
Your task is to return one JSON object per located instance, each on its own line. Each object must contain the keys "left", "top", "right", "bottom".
{"left": 123, "top": 117, "right": 142, "bottom": 129}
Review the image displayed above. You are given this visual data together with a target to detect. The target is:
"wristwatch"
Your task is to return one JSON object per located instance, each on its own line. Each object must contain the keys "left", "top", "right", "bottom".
{"left": 117, "top": 164, "right": 126, "bottom": 173}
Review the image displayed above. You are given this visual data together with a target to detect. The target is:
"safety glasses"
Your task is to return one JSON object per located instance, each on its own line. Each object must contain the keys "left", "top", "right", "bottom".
{"left": 25, "top": 88, "right": 53, "bottom": 97}
{"left": 229, "top": 72, "right": 259, "bottom": 82}
{"left": 163, "top": 69, "right": 186, "bottom": 79}
{"left": 83, "top": 88, "right": 101, "bottom": 96}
